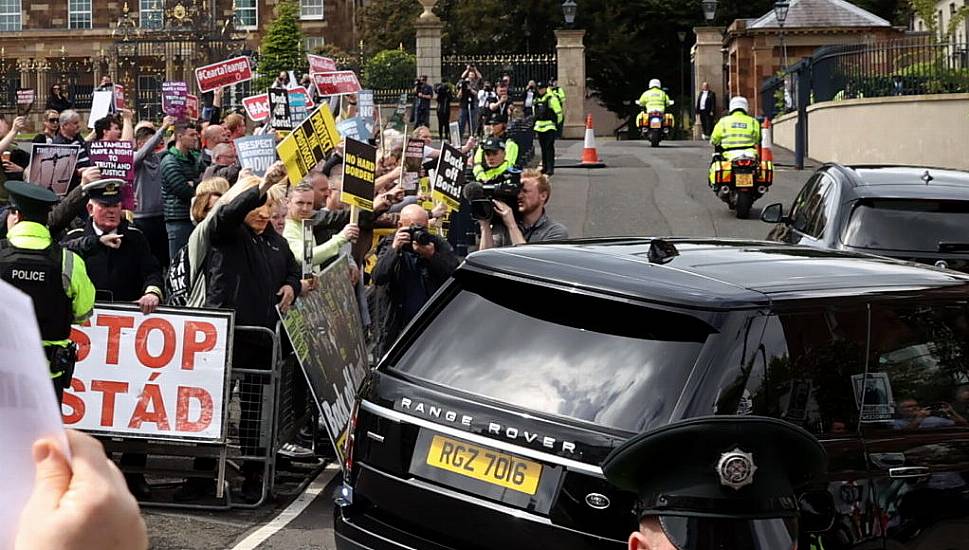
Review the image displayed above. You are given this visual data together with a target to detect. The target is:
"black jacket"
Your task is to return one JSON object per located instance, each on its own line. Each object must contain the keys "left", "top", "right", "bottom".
{"left": 64, "top": 219, "right": 163, "bottom": 302}
{"left": 160, "top": 146, "right": 201, "bottom": 222}
{"left": 203, "top": 186, "right": 301, "bottom": 329}
{"left": 371, "top": 233, "right": 459, "bottom": 357}
{"left": 46, "top": 95, "right": 73, "bottom": 112}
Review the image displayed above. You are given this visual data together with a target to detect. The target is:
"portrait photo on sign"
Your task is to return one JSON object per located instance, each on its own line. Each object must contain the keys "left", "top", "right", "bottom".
{"left": 28, "top": 143, "right": 80, "bottom": 196}
{"left": 852, "top": 372, "right": 895, "bottom": 422}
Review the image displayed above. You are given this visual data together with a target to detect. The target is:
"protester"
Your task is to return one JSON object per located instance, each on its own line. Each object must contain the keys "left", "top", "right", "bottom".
{"left": 96, "top": 75, "right": 114, "bottom": 92}
{"left": 283, "top": 182, "right": 359, "bottom": 271}
{"left": 434, "top": 82, "right": 452, "bottom": 141}
{"left": 166, "top": 176, "right": 230, "bottom": 307}
{"left": 198, "top": 124, "right": 230, "bottom": 173}
{"left": 160, "top": 122, "right": 202, "bottom": 259}
{"left": 461, "top": 64, "right": 482, "bottom": 92}
{"left": 45, "top": 83, "right": 74, "bottom": 112}
{"left": 52, "top": 110, "right": 93, "bottom": 190}
{"left": 17, "top": 430, "right": 148, "bottom": 550}
{"left": 457, "top": 79, "right": 477, "bottom": 139}
{"left": 478, "top": 169, "right": 568, "bottom": 249}
{"left": 32, "top": 110, "right": 61, "bottom": 145}
{"left": 132, "top": 116, "right": 176, "bottom": 268}
{"left": 372, "top": 204, "right": 459, "bottom": 357}
{"left": 412, "top": 75, "right": 433, "bottom": 128}
{"left": 201, "top": 143, "right": 239, "bottom": 182}
{"left": 223, "top": 113, "right": 247, "bottom": 140}
{"left": 266, "top": 183, "right": 288, "bottom": 235}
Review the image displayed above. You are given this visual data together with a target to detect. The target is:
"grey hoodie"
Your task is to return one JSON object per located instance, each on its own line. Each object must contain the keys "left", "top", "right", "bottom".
{"left": 133, "top": 129, "right": 167, "bottom": 219}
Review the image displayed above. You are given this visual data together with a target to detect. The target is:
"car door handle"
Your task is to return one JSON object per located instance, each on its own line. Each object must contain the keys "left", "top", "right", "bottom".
{"left": 869, "top": 452, "right": 906, "bottom": 469}
{"left": 889, "top": 466, "right": 930, "bottom": 479}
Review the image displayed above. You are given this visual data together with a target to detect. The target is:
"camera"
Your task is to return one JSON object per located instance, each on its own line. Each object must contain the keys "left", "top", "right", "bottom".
{"left": 404, "top": 224, "right": 433, "bottom": 252}
{"left": 467, "top": 169, "right": 522, "bottom": 222}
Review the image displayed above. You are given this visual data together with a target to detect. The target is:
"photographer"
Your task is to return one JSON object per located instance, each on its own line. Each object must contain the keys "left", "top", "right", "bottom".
{"left": 477, "top": 169, "right": 568, "bottom": 249}
{"left": 373, "top": 204, "right": 459, "bottom": 357}
{"left": 435, "top": 82, "right": 453, "bottom": 141}
{"left": 412, "top": 75, "right": 434, "bottom": 129}
{"left": 457, "top": 79, "right": 477, "bottom": 140}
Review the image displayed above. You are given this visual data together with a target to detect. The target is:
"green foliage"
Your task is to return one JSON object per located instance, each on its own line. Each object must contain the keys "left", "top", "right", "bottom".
{"left": 909, "top": 0, "right": 969, "bottom": 40}
{"left": 358, "top": 1, "right": 422, "bottom": 54}
{"left": 362, "top": 49, "right": 417, "bottom": 90}
{"left": 255, "top": 1, "right": 305, "bottom": 90}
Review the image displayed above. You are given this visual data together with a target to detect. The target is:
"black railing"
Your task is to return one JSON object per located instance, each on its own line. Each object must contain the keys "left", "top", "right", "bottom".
{"left": 443, "top": 53, "right": 556, "bottom": 95}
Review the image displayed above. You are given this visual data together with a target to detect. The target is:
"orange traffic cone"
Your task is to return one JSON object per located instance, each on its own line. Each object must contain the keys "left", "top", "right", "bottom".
{"left": 578, "top": 114, "right": 606, "bottom": 168}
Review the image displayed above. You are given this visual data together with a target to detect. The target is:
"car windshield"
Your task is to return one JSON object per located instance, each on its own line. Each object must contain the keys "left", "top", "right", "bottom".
{"left": 388, "top": 273, "right": 714, "bottom": 434}
{"left": 842, "top": 199, "right": 969, "bottom": 252}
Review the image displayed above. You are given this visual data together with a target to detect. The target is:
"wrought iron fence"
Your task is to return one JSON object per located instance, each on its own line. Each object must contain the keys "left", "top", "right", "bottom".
{"left": 762, "top": 35, "right": 969, "bottom": 119}
{"left": 443, "top": 53, "right": 557, "bottom": 95}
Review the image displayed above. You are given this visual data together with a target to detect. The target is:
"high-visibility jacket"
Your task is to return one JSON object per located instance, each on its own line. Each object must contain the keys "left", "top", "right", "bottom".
{"left": 0, "top": 221, "right": 94, "bottom": 378}
{"left": 638, "top": 87, "right": 671, "bottom": 113}
{"left": 710, "top": 110, "right": 761, "bottom": 154}
{"left": 473, "top": 138, "right": 520, "bottom": 181}
{"left": 534, "top": 92, "right": 563, "bottom": 134}
{"left": 550, "top": 86, "right": 566, "bottom": 110}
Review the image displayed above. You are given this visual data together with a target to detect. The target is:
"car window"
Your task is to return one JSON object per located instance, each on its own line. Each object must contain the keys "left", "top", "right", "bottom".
{"left": 789, "top": 174, "right": 822, "bottom": 234}
{"left": 861, "top": 303, "right": 969, "bottom": 432}
{"left": 742, "top": 308, "right": 869, "bottom": 437}
{"left": 388, "top": 273, "right": 715, "bottom": 434}
{"left": 842, "top": 199, "right": 969, "bottom": 252}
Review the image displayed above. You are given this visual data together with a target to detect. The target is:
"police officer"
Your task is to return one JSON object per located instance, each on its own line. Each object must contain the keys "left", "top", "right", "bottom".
{"left": 549, "top": 78, "right": 566, "bottom": 136}
{"left": 64, "top": 178, "right": 163, "bottom": 314}
{"left": 473, "top": 117, "right": 519, "bottom": 183}
{"left": 0, "top": 181, "right": 95, "bottom": 404}
{"left": 638, "top": 79, "right": 673, "bottom": 115}
{"left": 709, "top": 96, "right": 761, "bottom": 187}
{"left": 602, "top": 415, "right": 829, "bottom": 550}
{"left": 533, "top": 81, "right": 563, "bottom": 176}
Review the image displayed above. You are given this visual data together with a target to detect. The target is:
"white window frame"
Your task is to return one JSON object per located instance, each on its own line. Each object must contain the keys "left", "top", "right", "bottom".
{"left": 139, "top": 0, "right": 163, "bottom": 29}
{"left": 235, "top": 0, "right": 258, "bottom": 30}
{"left": 300, "top": 0, "right": 325, "bottom": 20}
{"left": 303, "top": 36, "right": 325, "bottom": 54}
{"left": 0, "top": 0, "right": 22, "bottom": 31}
{"left": 68, "top": 0, "right": 92, "bottom": 29}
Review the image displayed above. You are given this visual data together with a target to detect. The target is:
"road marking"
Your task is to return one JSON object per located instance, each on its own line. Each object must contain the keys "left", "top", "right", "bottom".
{"left": 228, "top": 468, "right": 337, "bottom": 550}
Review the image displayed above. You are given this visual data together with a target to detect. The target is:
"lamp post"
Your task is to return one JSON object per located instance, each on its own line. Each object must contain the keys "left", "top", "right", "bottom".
{"left": 678, "top": 31, "right": 687, "bottom": 125}
{"left": 702, "top": 0, "right": 717, "bottom": 23}
{"left": 775, "top": 0, "right": 790, "bottom": 71}
{"left": 562, "top": 0, "right": 577, "bottom": 27}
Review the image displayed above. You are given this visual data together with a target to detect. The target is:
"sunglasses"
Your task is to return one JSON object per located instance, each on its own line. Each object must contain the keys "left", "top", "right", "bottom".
{"left": 48, "top": 118, "right": 59, "bottom": 123}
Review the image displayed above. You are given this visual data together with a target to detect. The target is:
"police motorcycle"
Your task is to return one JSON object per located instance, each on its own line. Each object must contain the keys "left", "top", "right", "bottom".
{"left": 636, "top": 108, "right": 674, "bottom": 147}
{"left": 708, "top": 98, "right": 773, "bottom": 219}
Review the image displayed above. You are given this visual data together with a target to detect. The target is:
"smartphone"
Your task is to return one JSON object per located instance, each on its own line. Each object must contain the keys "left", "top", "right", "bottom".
{"left": 2, "top": 151, "right": 10, "bottom": 163}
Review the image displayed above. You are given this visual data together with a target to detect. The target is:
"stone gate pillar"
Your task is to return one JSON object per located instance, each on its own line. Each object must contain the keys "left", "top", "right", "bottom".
{"left": 554, "top": 29, "right": 586, "bottom": 139}
{"left": 692, "top": 26, "right": 725, "bottom": 139}
{"left": 415, "top": 0, "right": 442, "bottom": 132}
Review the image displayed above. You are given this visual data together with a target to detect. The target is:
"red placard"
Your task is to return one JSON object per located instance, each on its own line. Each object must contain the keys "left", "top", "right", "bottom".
{"left": 194, "top": 56, "right": 254, "bottom": 93}
{"left": 242, "top": 93, "right": 270, "bottom": 122}
{"left": 114, "top": 84, "right": 125, "bottom": 110}
{"left": 185, "top": 94, "right": 199, "bottom": 120}
{"left": 290, "top": 85, "right": 315, "bottom": 108}
{"left": 307, "top": 54, "right": 337, "bottom": 74}
{"left": 311, "top": 71, "right": 362, "bottom": 96}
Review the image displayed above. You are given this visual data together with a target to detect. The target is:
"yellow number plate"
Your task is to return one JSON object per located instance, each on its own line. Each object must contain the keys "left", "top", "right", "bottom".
{"left": 736, "top": 173, "right": 754, "bottom": 187}
{"left": 650, "top": 120, "right": 662, "bottom": 128}
{"left": 426, "top": 435, "right": 543, "bottom": 495}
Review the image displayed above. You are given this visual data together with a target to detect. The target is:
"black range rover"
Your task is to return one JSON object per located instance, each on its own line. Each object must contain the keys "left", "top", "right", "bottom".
{"left": 335, "top": 239, "right": 969, "bottom": 550}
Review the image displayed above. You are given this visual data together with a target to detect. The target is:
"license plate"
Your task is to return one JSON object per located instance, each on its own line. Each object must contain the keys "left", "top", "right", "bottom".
{"left": 736, "top": 173, "right": 754, "bottom": 187}
{"left": 425, "top": 434, "right": 543, "bottom": 495}
{"left": 650, "top": 120, "right": 662, "bottom": 128}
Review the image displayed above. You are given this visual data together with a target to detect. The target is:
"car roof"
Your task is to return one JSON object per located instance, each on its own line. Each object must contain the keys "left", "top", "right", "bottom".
{"left": 833, "top": 164, "right": 969, "bottom": 200}
{"left": 463, "top": 238, "right": 969, "bottom": 311}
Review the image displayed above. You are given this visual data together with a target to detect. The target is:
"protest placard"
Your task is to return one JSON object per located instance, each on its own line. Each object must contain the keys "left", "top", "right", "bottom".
{"left": 289, "top": 88, "right": 309, "bottom": 127}
{"left": 307, "top": 54, "right": 337, "bottom": 74}
{"left": 89, "top": 91, "right": 114, "bottom": 128}
{"left": 161, "top": 81, "right": 188, "bottom": 117}
{"left": 186, "top": 94, "right": 199, "bottom": 120}
{"left": 277, "top": 253, "right": 368, "bottom": 464}
{"left": 16, "top": 88, "right": 34, "bottom": 106}
{"left": 114, "top": 84, "right": 125, "bottom": 110}
{"left": 302, "top": 219, "right": 314, "bottom": 279}
{"left": 432, "top": 142, "right": 467, "bottom": 211}
{"left": 311, "top": 71, "right": 362, "bottom": 96}
{"left": 402, "top": 138, "right": 425, "bottom": 194}
{"left": 195, "top": 56, "right": 254, "bottom": 93}
{"left": 235, "top": 135, "right": 277, "bottom": 177}
{"left": 269, "top": 88, "right": 292, "bottom": 130}
{"left": 336, "top": 117, "right": 373, "bottom": 142}
{"left": 341, "top": 138, "right": 376, "bottom": 211}
{"left": 63, "top": 304, "right": 233, "bottom": 441}
{"left": 28, "top": 143, "right": 79, "bottom": 196}
{"left": 276, "top": 104, "right": 341, "bottom": 186}
{"left": 357, "top": 90, "right": 374, "bottom": 120}
{"left": 88, "top": 140, "right": 136, "bottom": 210}
{"left": 242, "top": 93, "right": 270, "bottom": 122}
{"left": 290, "top": 85, "right": 315, "bottom": 108}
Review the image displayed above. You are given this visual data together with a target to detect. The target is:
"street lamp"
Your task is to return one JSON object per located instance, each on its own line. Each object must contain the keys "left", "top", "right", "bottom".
{"left": 702, "top": 0, "right": 717, "bottom": 23}
{"left": 775, "top": 0, "right": 790, "bottom": 70}
{"left": 562, "top": 0, "right": 577, "bottom": 27}
{"left": 678, "top": 31, "right": 687, "bottom": 124}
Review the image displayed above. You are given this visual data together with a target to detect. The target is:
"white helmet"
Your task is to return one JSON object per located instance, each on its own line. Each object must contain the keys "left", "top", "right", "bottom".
{"left": 649, "top": 79, "right": 662, "bottom": 89}
{"left": 729, "top": 96, "right": 749, "bottom": 113}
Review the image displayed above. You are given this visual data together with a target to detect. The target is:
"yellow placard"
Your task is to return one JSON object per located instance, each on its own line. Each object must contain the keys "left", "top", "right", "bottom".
{"left": 275, "top": 104, "right": 341, "bottom": 186}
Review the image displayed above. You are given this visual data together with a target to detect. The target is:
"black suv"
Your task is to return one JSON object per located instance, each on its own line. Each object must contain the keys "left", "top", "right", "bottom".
{"left": 762, "top": 164, "right": 969, "bottom": 272}
{"left": 335, "top": 239, "right": 969, "bottom": 550}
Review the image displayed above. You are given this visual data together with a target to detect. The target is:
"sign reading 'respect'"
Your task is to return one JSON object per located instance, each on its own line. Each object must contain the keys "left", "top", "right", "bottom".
{"left": 195, "top": 56, "right": 254, "bottom": 93}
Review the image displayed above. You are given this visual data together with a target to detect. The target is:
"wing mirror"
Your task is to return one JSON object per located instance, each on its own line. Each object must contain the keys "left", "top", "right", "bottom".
{"left": 799, "top": 490, "right": 836, "bottom": 533}
{"left": 760, "top": 203, "right": 787, "bottom": 224}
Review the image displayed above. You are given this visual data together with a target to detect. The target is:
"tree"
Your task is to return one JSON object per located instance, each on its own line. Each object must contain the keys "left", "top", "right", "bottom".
{"left": 909, "top": 0, "right": 969, "bottom": 40}
{"left": 255, "top": 1, "right": 305, "bottom": 90}
{"left": 362, "top": 49, "right": 417, "bottom": 89}
{"left": 358, "top": 0, "right": 422, "bottom": 54}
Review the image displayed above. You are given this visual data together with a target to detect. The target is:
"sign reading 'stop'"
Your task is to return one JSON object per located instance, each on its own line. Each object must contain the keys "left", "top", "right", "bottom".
{"left": 195, "top": 56, "right": 254, "bottom": 93}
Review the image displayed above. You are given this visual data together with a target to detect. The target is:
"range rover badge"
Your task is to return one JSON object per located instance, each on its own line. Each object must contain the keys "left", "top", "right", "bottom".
{"left": 585, "top": 493, "right": 610, "bottom": 510}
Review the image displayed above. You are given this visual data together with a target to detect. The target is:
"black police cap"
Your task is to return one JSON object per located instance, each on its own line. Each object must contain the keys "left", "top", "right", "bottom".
{"left": 484, "top": 111, "right": 508, "bottom": 125}
{"left": 481, "top": 136, "right": 506, "bottom": 152}
{"left": 602, "top": 415, "right": 827, "bottom": 521}
{"left": 536, "top": 81, "right": 548, "bottom": 89}
{"left": 5, "top": 180, "right": 59, "bottom": 216}
{"left": 86, "top": 178, "right": 125, "bottom": 206}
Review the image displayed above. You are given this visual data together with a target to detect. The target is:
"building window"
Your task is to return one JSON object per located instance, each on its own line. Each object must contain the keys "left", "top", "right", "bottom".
{"left": 0, "top": 0, "right": 21, "bottom": 31}
{"left": 303, "top": 36, "right": 325, "bottom": 54}
{"left": 235, "top": 0, "right": 257, "bottom": 29}
{"left": 68, "top": 0, "right": 92, "bottom": 29}
{"left": 140, "top": 0, "right": 163, "bottom": 29}
{"left": 300, "top": 0, "right": 324, "bottom": 19}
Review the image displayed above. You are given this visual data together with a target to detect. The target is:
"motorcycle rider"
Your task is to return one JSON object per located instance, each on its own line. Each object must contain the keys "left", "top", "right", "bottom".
{"left": 637, "top": 78, "right": 672, "bottom": 128}
{"left": 708, "top": 96, "right": 761, "bottom": 187}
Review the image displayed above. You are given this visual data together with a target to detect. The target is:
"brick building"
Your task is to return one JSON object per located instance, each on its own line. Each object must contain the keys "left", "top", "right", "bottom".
{"left": 723, "top": 0, "right": 904, "bottom": 115}
{"left": 0, "top": 0, "right": 363, "bottom": 119}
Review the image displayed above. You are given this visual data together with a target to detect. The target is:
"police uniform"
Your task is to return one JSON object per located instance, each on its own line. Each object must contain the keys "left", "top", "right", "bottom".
{"left": 638, "top": 86, "right": 671, "bottom": 114}
{"left": 709, "top": 108, "right": 761, "bottom": 187}
{"left": 0, "top": 181, "right": 95, "bottom": 403}
{"left": 533, "top": 82, "right": 563, "bottom": 176}
{"left": 473, "top": 117, "right": 519, "bottom": 183}
{"left": 65, "top": 179, "right": 164, "bottom": 303}
{"left": 602, "top": 415, "right": 829, "bottom": 550}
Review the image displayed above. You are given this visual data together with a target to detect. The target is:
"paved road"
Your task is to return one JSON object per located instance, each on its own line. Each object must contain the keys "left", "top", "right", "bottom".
{"left": 143, "top": 138, "right": 817, "bottom": 550}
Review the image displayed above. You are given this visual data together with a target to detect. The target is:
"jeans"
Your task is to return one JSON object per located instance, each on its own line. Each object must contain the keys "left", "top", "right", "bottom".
{"left": 166, "top": 219, "right": 194, "bottom": 260}
{"left": 538, "top": 131, "right": 556, "bottom": 175}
